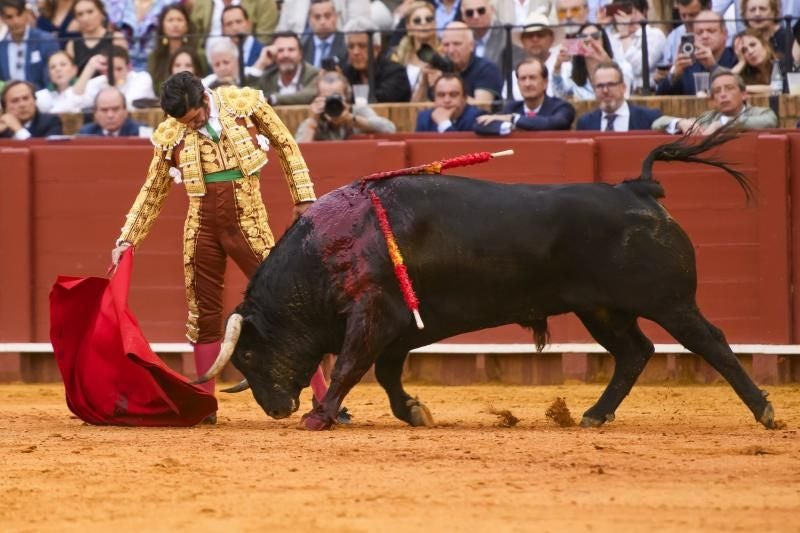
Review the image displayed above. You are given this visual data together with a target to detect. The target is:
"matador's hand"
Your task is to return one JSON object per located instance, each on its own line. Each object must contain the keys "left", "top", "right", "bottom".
{"left": 111, "top": 242, "right": 132, "bottom": 267}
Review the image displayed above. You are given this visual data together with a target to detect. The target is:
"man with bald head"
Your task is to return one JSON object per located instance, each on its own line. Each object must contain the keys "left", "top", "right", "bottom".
{"left": 657, "top": 10, "right": 736, "bottom": 95}
{"left": 433, "top": 21, "right": 502, "bottom": 104}
{"left": 78, "top": 87, "right": 147, "bottom": 137}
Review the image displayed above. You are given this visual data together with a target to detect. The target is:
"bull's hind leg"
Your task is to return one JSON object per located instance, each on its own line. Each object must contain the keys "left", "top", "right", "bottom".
{"left": 577, "top": 310, "right": 655, "bottom": 427}
{"left": 655, "top": 307, "right": 775, "bottom": 428}
{"left": 375, "top": 345, "right": 434, "bottom": 427}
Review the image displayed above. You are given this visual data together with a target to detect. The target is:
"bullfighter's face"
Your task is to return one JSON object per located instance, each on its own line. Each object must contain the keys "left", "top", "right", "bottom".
{"left": 231, "top": 318, "right": 315, "bottom": 419}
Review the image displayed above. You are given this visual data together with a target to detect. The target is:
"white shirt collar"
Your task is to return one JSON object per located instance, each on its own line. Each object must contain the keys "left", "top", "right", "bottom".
{"left": 277, "top": 67, "right": 302, "bottom": 93}
{"left": 199, "top": 90, "right": 222, "bottom": 138}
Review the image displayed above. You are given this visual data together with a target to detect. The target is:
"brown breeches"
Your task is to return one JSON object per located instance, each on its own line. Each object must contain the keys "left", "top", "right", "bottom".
{"left": 183, "top": 179, "right": 274, "bottom": 343}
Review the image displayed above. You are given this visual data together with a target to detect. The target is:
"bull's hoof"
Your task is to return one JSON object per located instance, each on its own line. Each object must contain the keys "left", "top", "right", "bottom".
{"left": 298, "top": 411, "right": 333, "bottom": 430}
{"left": 759, "top": 402, "right": 776, "bottom": 429}
{"left": 579, "top": 412, "right": 614, "bottom": 428}
{"left": 407, "top": 398, "right": 434, "bottom": 427}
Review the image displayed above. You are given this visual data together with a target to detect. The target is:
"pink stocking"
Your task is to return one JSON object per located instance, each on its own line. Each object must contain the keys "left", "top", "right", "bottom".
{"left": 193, "top": 342, "right": 221, "bottom": 395}
{"left": 310, "top": 366, "right": 328, "bottom": 403}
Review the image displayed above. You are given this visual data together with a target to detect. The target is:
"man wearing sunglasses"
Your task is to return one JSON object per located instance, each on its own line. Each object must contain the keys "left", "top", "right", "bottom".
{"left": 576, "top": 61, "right": 661, "bottom": 130}
{"left": 460, "top": 0, "right": 524, "bottom": 75}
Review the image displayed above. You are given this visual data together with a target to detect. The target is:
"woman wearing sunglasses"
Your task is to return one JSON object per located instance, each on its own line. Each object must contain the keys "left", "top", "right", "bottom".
{"left": 552, "top": 23, "right": 633, "bottom": 99}
{"left": 390, "top": 1, "right": 441, "bottom": 99}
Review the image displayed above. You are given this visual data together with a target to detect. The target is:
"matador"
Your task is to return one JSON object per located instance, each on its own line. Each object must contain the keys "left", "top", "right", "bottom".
{"left": 111, "top": 72, "right": 335, "bottom": 423}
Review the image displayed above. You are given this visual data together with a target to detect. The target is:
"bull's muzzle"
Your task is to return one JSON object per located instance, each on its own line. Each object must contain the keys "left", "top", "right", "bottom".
{"left": 192, "top": 313, "right": 242, "bottom": 384}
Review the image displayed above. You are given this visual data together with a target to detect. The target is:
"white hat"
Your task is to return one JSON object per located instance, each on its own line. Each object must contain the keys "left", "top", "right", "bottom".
{"left": 520, "top": 12, "right": 564, "bottom": 44}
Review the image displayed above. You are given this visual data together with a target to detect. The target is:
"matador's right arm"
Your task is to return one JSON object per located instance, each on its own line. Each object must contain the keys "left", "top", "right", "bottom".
{"left": 116, "top": 146, "right": 173, "bottom": 247}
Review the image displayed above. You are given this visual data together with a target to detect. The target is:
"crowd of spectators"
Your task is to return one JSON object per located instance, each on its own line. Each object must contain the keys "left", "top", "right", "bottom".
{"left": 0, "top": 0, "right": 797, "bottom": 138}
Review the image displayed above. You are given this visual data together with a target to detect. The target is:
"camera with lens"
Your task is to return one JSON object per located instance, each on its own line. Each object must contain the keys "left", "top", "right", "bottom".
{"left": 323, "top": 93, "right": 346, "bottom": 118}
{"left": 416, "top": 44, "right": 454, "bottom": 73}
{"left": 679, "top": 33, "right": 695, "bottom": 58}
{"left": 321, "top": 56, "right": 340, "bottom": 71}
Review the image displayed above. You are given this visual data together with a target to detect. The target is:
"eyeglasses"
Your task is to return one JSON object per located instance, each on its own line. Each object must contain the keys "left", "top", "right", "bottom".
{"left": 594, "top": 81, "right": 622, "bottom": 91}
{"left": 464, "top": 6, "right": 487, "bottom": 18}
{"left": 411, "top": 15, "right": 435, "bottom": 24}
{"left": 557, "top": 5, "right": 585, "bottom": 18}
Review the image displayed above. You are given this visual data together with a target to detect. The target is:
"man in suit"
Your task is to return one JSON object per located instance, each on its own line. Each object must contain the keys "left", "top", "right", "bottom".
{"left": 78, "top": 87, "right": 148, "bottom": 137}
{"left": 576, "top": 61, "right": 661, "bottom": 130}
{"left": 0, "top": 80, "right": 62, "bottom": 138}
{"left": 221, "top": 5, "right": 264, "bottom": 67}
{"left": 191, "top": 0, "right": 278, "bottom": 46}
{"left": 416, "top": 73, "right": 485, "bottom": 132}
{"left": 0, "top": 0, "right": 59, "bottom": 90}
{"left": 475, "top": 58, "right": 574, "bottom": 135}
{"left": 248, "top": 32, "right": 321, "bottom": 106}
{"left": 652, "top": 68, "right": 777, "bottom": 134}
{"left": 301, "top": 0, "right": 349, "bottom": 69}
{"left": 342, "top": 17, "right": 410, "bottom": 102}
{"left": 460, "top": 0, "right": 524, "bottom": 75}
{"left": 656, "top": 10, "right": 736, "bottom": 95}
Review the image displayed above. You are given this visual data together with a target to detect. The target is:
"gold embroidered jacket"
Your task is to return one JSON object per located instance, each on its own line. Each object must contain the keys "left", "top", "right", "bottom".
{"left": 117, "top": 86, "right": 315, "bottom": 247}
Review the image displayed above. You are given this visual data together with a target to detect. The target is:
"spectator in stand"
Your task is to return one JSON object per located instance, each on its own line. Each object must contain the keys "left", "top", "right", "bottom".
{"left": 389, "top": 1, "right": 440, "bottom": 99}
{"left": 0, "top": 0, "right": 60, "bottom": 90}
{"left": 460, "top": 0, "right": 524, "bottom": 74}
{"left": 656, "top": 10, "right": 736, "bottom": 95}
{"left": 415, "top": 72, "right": 484, "bottom": 132}
{"left": 576, "top": 61, "right": 661, "bottom": 130}
{"left": 605, "top": 0, "right": 665, "bottom": 92}
{"left": 220, "top": 5, "right": 263, "bottom": 68}
{"left": 301, "top": 0, "right": 349, "bottom": 70}
{"left": 712, "top": 0, "right": 799, "bottom": 36}
{"left": 201, "top": 37, "right": 258, "bottom": 88}
{"left": 503, "top": 13, "right": 560, "bottom": 100}
{"left": 36, "top": 0, "right": 80, "bottom": 47}
{"left": 168, "top": 46, "right": 206, "bottom": 77}
{"left": 247, "top": 31, "right": 320, "bottom": 105}
{"left": 147, "top": 3, "right": 202, "bottom": 94}
{"left": 0, "top": 79, "right": 62, "bottom": 137}
{"left": 740, "top": 0, "right": 789, "bottom": 62}
{"left": 277, "top": 0, "right": 383, "bottom": 35}
{"left": 661, "top": 0, "right": 709, "bottom": 69}
{"left": 342, "top": 17, "right": 411, "bottom": 102}
{"left": 34, "top": 50, "right": 93, "bottom": 113}
{"left": 555, "top": 0, "right": 631, "bottom": 67}
{"left": 475, "top": 57, "right": 574, "bottom": 135}
{"left": 64, "top": 0, "right": 126, "bottom": 74}
{"left": 83, "top": 46, "right": 155, "bottom": 109}
{"left": 104, "top": 0, "right": 171, "bottom": 72}
{"left": 295, "top": 69, "right": 397, "bottom": 141}
{"left": 191, "top": 0, "right": 277, "bottom": 47}
{"left": 552, "top": 22, "right": 633, "bottom": 100}
{"left": 433, "top": 0, "right": 462, "bottom": 34}
{"left": 652, "top": 68, "right": 777, "bottom": 134}
{"left": 732, "top": 29, "right": 778, "bottom": 94}
{"left": 494, "top": 0, "right": 558, "bottom": 30}
{"left": 78, "top": 85, "right": 149, "bottom": 136}
{"left": 418, "top": 21, "right": 501, "bottom": 104}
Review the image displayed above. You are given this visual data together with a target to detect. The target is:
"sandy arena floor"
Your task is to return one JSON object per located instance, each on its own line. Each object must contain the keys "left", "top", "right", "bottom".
{"left": 1, "top": 382, "right": 799, "bottom": 532}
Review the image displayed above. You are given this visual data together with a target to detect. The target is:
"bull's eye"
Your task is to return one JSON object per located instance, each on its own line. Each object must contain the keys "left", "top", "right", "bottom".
{"left": 242, "top": 350, "right": 254, "bottom": 362}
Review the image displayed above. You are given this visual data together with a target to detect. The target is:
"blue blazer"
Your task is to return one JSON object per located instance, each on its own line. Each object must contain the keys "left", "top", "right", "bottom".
{"left": 78, "top": 117, "right": 143, "bottom": 137}
{"left": 0, "top": 28, "right": 61, "bottom": 90}
{"left": 655, "top": 48, "right": 737, "bottom": 95}
{"left": 0, "top": 110, "right": 62, "bottom": 138}
{"left": 576, "top": 104, "right": 662, "bottom": 131}
{"left": 474, "top": 96, "right": 575, "bottom": 135}
{"left": 416, "top": 104, "right": 486, "bottom": 132}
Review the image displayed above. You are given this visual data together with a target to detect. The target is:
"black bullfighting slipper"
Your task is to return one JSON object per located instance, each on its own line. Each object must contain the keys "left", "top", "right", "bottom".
{"left": 312, "top": 397, "right": 352, "bottom": 425}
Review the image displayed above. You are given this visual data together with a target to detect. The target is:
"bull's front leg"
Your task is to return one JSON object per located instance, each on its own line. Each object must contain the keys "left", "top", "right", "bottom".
{"left": 300, "top": 351, "right": 374, "bottom": 430}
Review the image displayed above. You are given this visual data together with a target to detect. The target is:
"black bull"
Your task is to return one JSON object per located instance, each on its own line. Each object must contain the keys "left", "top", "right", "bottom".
{"left": 197, "top": 133, "right": 777, "bottom": 430}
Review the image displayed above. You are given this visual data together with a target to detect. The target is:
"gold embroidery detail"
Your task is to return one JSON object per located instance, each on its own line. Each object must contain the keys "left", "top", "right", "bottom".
{"left": 183, "top": 198, "right": 202, "bottom": 342}
{"left": 117, "top": 147, "right": 173, "bottom": 247}
{"left": 234, "top": 175, "right": 274, "bottom": 259}
{"left": 151, "top": 117, "right": 186, "bottom": 151}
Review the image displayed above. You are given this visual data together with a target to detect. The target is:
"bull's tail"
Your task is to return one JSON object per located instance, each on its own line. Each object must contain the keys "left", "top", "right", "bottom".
{"left": 640, "top": 125, "right": 755, "bottom": 202}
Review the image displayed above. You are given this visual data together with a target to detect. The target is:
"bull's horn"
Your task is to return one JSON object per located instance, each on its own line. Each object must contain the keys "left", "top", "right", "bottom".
{"left": 221, "top": 379, "right": 250, "bottom": 393}
{"left": 192, "top": 313, "right": 243, "bottom": 384}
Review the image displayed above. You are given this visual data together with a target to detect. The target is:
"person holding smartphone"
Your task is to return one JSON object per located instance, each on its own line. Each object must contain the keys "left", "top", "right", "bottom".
{"left": 656, "top": 9, "right": 737, "bottom": 95}
{"left": 605, "top": 0, "right": 666, "bottom": 92}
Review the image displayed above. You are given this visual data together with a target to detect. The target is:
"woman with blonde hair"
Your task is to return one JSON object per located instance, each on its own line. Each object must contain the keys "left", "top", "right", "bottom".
{"left": 390, "top": 1, "right": 440, "bottom": 100}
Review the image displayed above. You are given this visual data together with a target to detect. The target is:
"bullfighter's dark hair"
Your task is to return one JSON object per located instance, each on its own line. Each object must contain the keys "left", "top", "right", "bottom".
{"left": 160, "top": 71, "right": 206, "bottom": 118}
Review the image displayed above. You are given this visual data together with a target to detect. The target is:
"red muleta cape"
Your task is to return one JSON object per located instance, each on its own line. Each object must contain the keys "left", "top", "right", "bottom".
{"left": 49, "top": 248, "right": 217, "bottom": 426}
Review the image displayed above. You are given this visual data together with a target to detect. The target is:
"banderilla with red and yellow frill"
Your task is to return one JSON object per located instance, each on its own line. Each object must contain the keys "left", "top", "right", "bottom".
{"left": 361, "top": 149, "right": 515, "bottom": 330}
